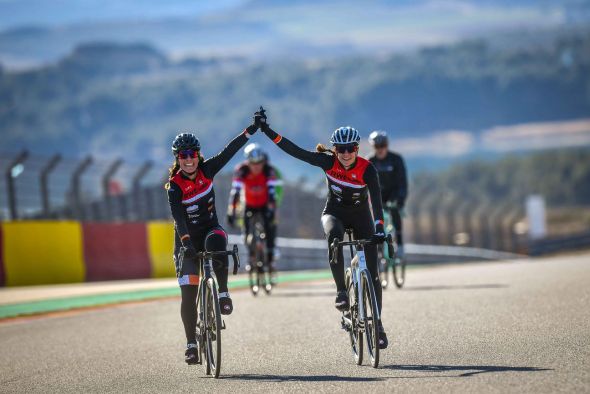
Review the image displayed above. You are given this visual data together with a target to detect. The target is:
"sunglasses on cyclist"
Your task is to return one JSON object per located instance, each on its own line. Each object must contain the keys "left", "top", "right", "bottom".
{"left": 178, "top": 149, "right": 199, "bottom": 159}
{"left": 335, "top": 144, "right": 358, "bottom": 154}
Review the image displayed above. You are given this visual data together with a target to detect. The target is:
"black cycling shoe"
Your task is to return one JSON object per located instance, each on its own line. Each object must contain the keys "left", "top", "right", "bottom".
{"left": 335, "top": 291, "right": 350, "bottom": 311}
{"left": 378, "top": 324, "right": 389, "bottom": 349}
{"left": 219, "top": 293, "right": 233, "bottom": 315}
{"left": 185, "top": 343, "right": 199, "bottom": 364}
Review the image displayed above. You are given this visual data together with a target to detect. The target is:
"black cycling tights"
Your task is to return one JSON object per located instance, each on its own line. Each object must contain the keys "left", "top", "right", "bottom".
{"left": 321, "top": 209, "right": 383, "bottom": 313}
{"left": 179, "top": 230, "right": 229, "bottom": 344}
{"left": 390, "top": 208, "right": 403, "bottom": 246}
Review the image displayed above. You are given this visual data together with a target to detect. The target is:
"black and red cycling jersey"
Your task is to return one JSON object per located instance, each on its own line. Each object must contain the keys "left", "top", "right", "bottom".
{"left": 325, "top": 156, "right": 372, "bottom": 207}
{"left": 260, "top": 132, "right": 384, "bottom": 226}
{"left": 167, "top": 131, "right": 252, "bottom": 237}
{"left": 229, "top": 162, "right": 280, "bottom": 210}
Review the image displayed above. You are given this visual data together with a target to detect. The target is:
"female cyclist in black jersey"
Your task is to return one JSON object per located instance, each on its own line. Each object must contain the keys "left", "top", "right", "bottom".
{"left": 165, "top": 114, "right": 262, "bottom": 363}
{"left": 258, "top": 111, "right": 389, "bottom": 349}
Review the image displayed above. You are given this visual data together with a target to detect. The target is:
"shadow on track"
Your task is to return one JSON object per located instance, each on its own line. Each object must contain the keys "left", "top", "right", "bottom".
{"left": 403, "top": 284, "right": 508, "bottom": 291}
{"left": 221, "top": 374, "right": 382, "bottom": 382}
{"left": 383, "top": 364, "right": 552, "bottom": 377}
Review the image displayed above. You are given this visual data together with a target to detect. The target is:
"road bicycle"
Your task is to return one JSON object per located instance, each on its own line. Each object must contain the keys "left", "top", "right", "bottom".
{"left": 331, "top": 230, "right": 394, "bottom": 368}
{"left": 379, "top": 208, "right": 406, "bottom": 289}
{"left": 179, "top": 244, "right": 240, "bottom": 378}
{"left": 245, "top": 211, "right": 273, "bottom": 295}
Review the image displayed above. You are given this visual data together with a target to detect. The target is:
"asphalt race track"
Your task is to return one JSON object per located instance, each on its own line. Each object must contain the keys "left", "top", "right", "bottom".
{"left": 1, "top": 253, "right": 589, "bottom": 393}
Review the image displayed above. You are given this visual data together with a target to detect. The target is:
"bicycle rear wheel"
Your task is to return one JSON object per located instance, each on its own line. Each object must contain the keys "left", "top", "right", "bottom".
{"left": 361, "top": 270, "right": 380, "bottom": 368}
{"left": 393, "top": 256, "right": 406, "bottom": 288}
{"left": 248, "top": 265, "right": 260, "bottom": 296}
{"left": 204, "top": 278, "right": 222, "bottom": 378}
{"left": 345, "top": 268, "right": 363, "bottom": 365}
{"left": 263, "top": 260, "right": 273, "bottom": 295}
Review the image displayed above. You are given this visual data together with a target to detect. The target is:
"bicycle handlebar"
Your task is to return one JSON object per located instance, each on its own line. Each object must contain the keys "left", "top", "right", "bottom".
{"left": 196, "top": 244, "right": 241, "bottom": 275}
{"left": 329, "top": 234, "right": 395, "bottom": 265}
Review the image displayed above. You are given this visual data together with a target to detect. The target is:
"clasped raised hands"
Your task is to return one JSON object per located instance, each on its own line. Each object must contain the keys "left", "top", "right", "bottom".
{"left": 254, "top": 106, "right": 268, "bottom": 130}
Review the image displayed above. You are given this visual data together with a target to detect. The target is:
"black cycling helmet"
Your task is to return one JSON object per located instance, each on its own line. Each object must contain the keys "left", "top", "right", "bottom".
{"left": 171, "top": 133, "right": 200, "bottom": 156}
{"left": 368, "top": 130, "right": 388, "bottom": 147}
{"left": 330, "top": 126, "right": 361, "bottom": 145}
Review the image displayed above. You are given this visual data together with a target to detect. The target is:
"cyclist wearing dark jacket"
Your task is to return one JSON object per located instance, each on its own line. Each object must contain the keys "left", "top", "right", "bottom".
{"left": 368, "top": 131, "right": 408, "bottom": 256}
{"left": 165, "top": 116, "right": 261, "bottom": 364}
{"left": 258, "top": 113, "right": 389, "bottom": 349}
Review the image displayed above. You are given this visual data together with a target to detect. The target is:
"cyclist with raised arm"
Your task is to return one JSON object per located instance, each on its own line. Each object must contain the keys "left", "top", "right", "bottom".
{"left": 258, "top": 110, "right": 389, "bottom": 349}
{"left": 227, "top": 143, "right": 281, "bottom": 280}
{"left": 165, "top": 113, "right": 262, "bottom": 364}
{"left": 368, "top": 131, "right": 408, "bottom": 258}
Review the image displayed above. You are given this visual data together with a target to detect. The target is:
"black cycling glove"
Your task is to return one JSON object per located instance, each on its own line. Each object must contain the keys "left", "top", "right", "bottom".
{"left": 180, "top": 238, "right": 198, "bottom": 260}
{"left": 226, "top": 214, "right": 235, "bottom": 228}
{"left": 245, "top": 123, "right": 258, "bottom": 136}
{"left": 372, "top": 223, "right": 386, "bottom": 244}
{"left": 254, "top": 106, "right": 267, "bottom": 129}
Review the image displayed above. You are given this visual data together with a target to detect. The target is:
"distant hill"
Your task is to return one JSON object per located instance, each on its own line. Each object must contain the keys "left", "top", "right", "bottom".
{"left": 412, "top": 146, "right": 590, "bottom": 208}
{"left": 1, "top": 30, "right": 589, "bottom": 178}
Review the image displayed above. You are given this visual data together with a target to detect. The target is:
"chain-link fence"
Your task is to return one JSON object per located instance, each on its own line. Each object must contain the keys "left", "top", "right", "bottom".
{"left": 1, "top": 150, "right": 529, "bottom": 252}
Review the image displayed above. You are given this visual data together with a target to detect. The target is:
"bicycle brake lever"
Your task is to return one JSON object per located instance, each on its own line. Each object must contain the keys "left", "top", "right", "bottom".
{"left": 232, "top": 244, "right": 240, "bottom": 275}
{"left": 330, "top": 238, "right": 340, "bottom": 265}
{"left": 177, "top": 246, "right": 186, "bottom": 276}
{"left": 386, "top": 234, "right": 394, "bottom": 257}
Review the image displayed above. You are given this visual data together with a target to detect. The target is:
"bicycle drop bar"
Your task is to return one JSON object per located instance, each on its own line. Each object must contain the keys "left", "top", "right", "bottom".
{"left": 330, "top": 235, "right": 395, "bottom": 264}
{"left": 196, "top": 244, "right": 241, "bottom": 275}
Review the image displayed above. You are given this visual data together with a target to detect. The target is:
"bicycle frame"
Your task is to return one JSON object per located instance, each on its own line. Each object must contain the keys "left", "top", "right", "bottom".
{"left": 349, "top": 243, "right": 380, "bottom": 325}
{"left": 333, "top": 232, "right": 394, "bottom": 329}
{"left": 178, "top": 244, "right": 240, "bottom": 374}
{"left": 195, "top": 245, "right": 240, "bottom": 315}
{"left": 332, "top": 232, "right": 392, "bottom": 367}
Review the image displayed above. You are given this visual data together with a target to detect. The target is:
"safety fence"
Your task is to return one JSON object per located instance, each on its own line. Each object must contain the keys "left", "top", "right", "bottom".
{"left": 1, "top": 150, "right": 533, "bottom": 253}
{"left": 0, "top": 220, "right": 529, "bottom": 287}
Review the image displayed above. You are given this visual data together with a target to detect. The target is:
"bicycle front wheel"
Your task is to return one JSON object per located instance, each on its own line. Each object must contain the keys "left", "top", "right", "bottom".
{"left": 345, "top": 268, "right": 363, "bottom": 365}
{"left": 361, "top": 270, "right": 380, "bottom": 368}
{"left": 204, "top": 278, "right": 222, "bottom": 378}
{"left": 379, "top": 253, "right": 389, "bottom": 290}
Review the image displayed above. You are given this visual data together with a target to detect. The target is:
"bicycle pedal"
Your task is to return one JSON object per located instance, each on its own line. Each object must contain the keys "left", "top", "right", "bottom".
{"left": 221, "top": 320, "right": 226, "bottom": 330}
{"left": 340, "top": 317, "right": 351, "bottom": 332}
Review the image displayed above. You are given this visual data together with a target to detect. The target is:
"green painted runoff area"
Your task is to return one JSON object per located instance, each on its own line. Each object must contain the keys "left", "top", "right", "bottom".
{"left": 0, "top": 271, "right": 333, "bottom": 319}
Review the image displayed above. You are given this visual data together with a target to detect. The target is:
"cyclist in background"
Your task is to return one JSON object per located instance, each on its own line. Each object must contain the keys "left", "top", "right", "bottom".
{"left": 165, "top": 113, "right": 261, "bottom": 364}
{"left": 368, "top": 131, "right": 408, "bottom": 257}
{"left": 227, "top": 143, "right": 281, "bottom": 279}
{"left": 259, "top": 112, "right": 389, "bottom": 349}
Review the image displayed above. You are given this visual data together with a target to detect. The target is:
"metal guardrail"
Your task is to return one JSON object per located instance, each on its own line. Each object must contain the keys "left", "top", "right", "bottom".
{"left": 227, "top": 234, "right": 526, "bottom": 271}
{"left": 0, "top": 150, "right": 554, "bottom": 254}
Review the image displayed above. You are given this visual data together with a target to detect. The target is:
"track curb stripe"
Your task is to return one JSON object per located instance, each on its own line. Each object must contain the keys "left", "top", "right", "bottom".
{"left": 0, "top": 271, "right": 333, "bottom": 319}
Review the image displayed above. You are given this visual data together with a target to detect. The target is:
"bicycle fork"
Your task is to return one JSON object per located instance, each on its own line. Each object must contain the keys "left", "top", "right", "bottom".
{"left": 356, "top": 250, "right": 380, "bottom": 329}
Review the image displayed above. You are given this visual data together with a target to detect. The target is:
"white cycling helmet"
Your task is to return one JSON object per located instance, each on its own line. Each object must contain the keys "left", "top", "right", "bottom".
{"left": 244, "top": 143, "right": 266, "bottom": 163}
{"left": 330, "top": 126, "right": 361, "bottom": 145}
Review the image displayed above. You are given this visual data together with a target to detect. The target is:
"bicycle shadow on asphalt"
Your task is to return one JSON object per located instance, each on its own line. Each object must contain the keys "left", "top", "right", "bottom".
{"left": 220, "top": 374, "right": 383, "bottom": 382}
{"left": 402, "top": 284, "right": 509, "bottom": 291}
{"left": 382, "top": 364, "right": 552, "bottom": 377}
